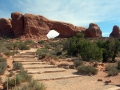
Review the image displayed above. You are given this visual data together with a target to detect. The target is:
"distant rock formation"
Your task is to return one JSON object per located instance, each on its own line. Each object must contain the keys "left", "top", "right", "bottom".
{"left": 0, "top": 12, "right": 103, "bottom": 39}
{"left": 110, "top": 25, "right": 120, "bottom": 38}
{"left": 0, "top": 18, "right": 13, "bottom": 37}
{"left": 84, "top": 23, "right": 102, "bottom": 37}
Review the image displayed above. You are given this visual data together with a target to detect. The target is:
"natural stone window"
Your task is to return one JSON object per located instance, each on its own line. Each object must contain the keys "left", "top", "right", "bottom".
{"left": 47, "top": 30, "right": 59, "bottom": 38}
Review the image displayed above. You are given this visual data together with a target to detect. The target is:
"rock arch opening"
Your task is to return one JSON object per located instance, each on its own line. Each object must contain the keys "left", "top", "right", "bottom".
{"left": 47, "top": 30, "right": 59, "bottom": 39}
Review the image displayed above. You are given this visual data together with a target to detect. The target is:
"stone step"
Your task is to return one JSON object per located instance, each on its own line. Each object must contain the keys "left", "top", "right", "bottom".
{"left": 21, "top": 62, "right": 46, "bottom": 65}
{"left": 23, "top": 64, "right": 57, "bottom": 69}
{"left": 19, "top": 52, "right": 35, "bottom": 55}
{"left": 26, "top": 68, "right": 66, "bottom": 74}
{"left": 31, "top": 69, "right": 79, "bottom": 81}
{"left": 13, "top": 55, "right": 35, "bottom": 58}
{"left": 13, "top": 58, "right": 38, "bottom": 62}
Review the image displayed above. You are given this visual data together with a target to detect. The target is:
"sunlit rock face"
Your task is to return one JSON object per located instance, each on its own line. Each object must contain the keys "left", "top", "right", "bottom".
{"left": 84, "top": 23, "right": 102, "bottom": 38}
{"left": 0, "top": 12, "right": 103, "bottom": 39}
{"left": 110, "top": 25, "right": 120, "bottom": 38}
{"left": 11, "top": 12, "right": 24, "bottom": 37}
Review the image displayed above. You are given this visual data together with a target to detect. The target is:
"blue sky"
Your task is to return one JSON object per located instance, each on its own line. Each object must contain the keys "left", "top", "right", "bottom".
{"left": 0, "top": 0, "right": 120, "bottom": 38}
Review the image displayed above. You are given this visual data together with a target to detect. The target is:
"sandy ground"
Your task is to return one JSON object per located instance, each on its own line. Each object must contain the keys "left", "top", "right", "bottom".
{"left": 42, "top": 76, "right": 120, "bottom": 90}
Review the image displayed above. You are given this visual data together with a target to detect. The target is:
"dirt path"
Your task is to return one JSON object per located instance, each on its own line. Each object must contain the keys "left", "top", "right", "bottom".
{"left": 13, "top": 48, "right": 120, "bottom": 90}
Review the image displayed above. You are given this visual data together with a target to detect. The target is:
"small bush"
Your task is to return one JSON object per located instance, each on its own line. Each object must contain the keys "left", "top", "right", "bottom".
{"left": 4, "top": 70, "right": 32, "bottom": 89}
{"left": 0, "top": 62, "right": 7, "bottom": 75}
{"left": 117, "top": 61, "right": 120, "bottom": 70}
{"left": 16, "top": 70, "right": 32, "bottom": 82}
{"left": 8, "top": 71, "right": 14, "bottom": 77}
{"left": 21, "top": 80, "right": 46, "bottom": 90}
{"left": 77, "top": 65, "right": 98, "bottom": 75}
{"left": 17, "top": 41, "right": 30, "bottom": 50}
{"left": 25, "top": 40, "right": 34, "bottom": 45}
{"left": 106, "top": 64, "right": 119, "bottom": 76}
{"left": 74, "top": 60, "right": 83, "bottom": 68}
{"left": 13, "top": 62, "right": 24, "bottom": 70}
{"left": 36, "top": 49, "right": 50, "bottom": 59}
{"left": 0, "top": 57, "right": 6, "bottom": 62}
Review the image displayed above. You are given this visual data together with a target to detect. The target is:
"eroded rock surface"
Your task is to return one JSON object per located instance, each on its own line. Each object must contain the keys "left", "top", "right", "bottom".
{"left": 84, "top": 23, "right": 102, "bottom": 37}
{"left": 0, "top": 18, "right": 13, "bottom": 37}
{"left": 23, "top": 13, "right": 86, "bottom": 39}
{"left": 11, "top": 12, "right": 24, "bottom": 37}
{"left": 0, "top": 12, "right": 103, "bottom": 39}
{"left": 110, "top": 25, "right": 120, "bottom": 38}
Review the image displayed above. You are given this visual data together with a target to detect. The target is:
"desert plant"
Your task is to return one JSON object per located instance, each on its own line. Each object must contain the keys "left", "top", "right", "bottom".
{"left": 21, "top": 80, "right": 46, "bottom": 90}
{"left": 24, "top": 40, "right": 34, "bottom": 45}
{"left": 77, "top": 65, "right": 98, "bottom": 75}
{"left": 74, "top": 60, "right": 83, "bottom": 68}
{"left": 0, "top": 62, "right": 7, "bottom": 75}
{"left": 16, "top": 70, "right": 32, "bottom": 82}
{"left": 8, "top": 71, "right": 14, "bottom": 77}
{"left": 106, "top": 64, "right": 119, "bottom": 76}
{"left": 0, "top": 57, "right": 6, "bottom": 62}
{"left": 117, "top": 61, "right": 120, "bottom": 70}
{"left": 13, "top": 62, "right": 24, "bottom": 70}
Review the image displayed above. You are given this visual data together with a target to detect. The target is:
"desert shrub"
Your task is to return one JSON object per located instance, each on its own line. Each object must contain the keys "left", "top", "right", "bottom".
{"left": 74, "top": 60, "right": 83, "bottom": 68}
{"left": 117, "top": 61, "right": 120, "bottom": 70}
{"left": 16, "top": 70, "right": 32, "bottom": 82}
{"left": 106, "top": 64, "right": 119, "bottom": 76}
{"left": 77, "top": 65, "right": 98, "bottom": 75}
{"left": 0, "top": 57, "right": 6, "bottom": 62}
{"left": 24, "top": 40, "right": 34, "bottom": 45}
{"left": 17, "top": 42, "right": 30, "bottom": 50}
{"left": 0, "top": 62, "right": 7, "bottom": 75}
{"left": 13, "top": 62, "right": 24, "bottom": 70}
{"left": 4, "top": 50, "right": 15, "bottom": 56}
{"left": 36, "top": 49, "right": 50, "bottom": 59}
{"left": 21, "top": 80, "right": 46, "bottom": 90}
{"left": 8, "top": 71, "right": 14, "bottom": 77}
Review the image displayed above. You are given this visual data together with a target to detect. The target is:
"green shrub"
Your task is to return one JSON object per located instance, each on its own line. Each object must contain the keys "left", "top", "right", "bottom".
{"left": 74, "top": 60, "right": 83, "bottom": 68}
{"left": 106, "top": 64, "right": 119, "bottom": 76}
{"left": 18, "top": 43, "right": 30, "bottom": 50}
{"left": 77, "top": 65, "right": 98, "bottom": 75}
{"left": 4, "top": 70, "right": 32, "bottom": 89}
{"left": 25, "top": 40, "right": 34, "bottom": 45}
{"left": 0, "top": 62, "right": 7, "bottom": 75}
{"left": 21, "top": 80, "right": 46, "bottom": 90}
{"left": 13, "top": 62, "right": 24, "bottom": 70}
{"left": 16, "top": 70, "right": 32, "bottom": 82}
{"left": 36, "top": 49, "right": 50, "bottom": 59}
{"left": 4, "top": 50, "right": 14, "bottom": 56}
{"left": 8, "top": 71, "right": 14, "bottom": 77}
{"left": 117, "top": 61, "right": 120, "bottom": 70}
{"left": 0, "top": 57, "right": 6, "bottom": 62}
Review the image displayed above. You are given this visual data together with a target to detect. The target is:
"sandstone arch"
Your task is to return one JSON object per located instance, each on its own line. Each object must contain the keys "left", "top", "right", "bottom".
{"left": 11, "top": 12, "right": 102, "bottom": 39}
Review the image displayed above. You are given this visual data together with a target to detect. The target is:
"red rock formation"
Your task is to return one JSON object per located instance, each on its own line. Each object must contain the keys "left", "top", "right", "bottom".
{"left": 11, "top": 12, "right": 24, "bottom": 37}
{"left": 23, "top": 13, "right": 86, "bottom": 39}
{"left": 110, "top": 25, "right": 120, "bottom": 38}
{"left": 84, "top": 23, "right": 102, "bottom": 37}
{"left": 0, "top": 18, "right": 13, "bottom": 37}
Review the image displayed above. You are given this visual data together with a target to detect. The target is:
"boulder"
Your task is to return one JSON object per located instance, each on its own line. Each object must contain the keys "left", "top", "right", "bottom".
{"left": 84, "top": 23, "right": 102, "bottom": 37}
{"left": 0, "top": 18, "right": 13, "bottom": 37}
{"left": 11, "top": 12, "right": 24, "bottom": 37}
{"left": 110, "top": 25, "right": 120, "bottom": 38}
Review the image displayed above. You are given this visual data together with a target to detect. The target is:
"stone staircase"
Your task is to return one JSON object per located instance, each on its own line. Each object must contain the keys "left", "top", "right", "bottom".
{"left": 13, "top": 48, "right": 80, "bottom": 81}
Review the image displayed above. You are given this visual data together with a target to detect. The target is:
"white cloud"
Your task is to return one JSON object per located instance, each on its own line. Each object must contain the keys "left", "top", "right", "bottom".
{"left": 8, "top": 0, "right": 120, "bottom": 27}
